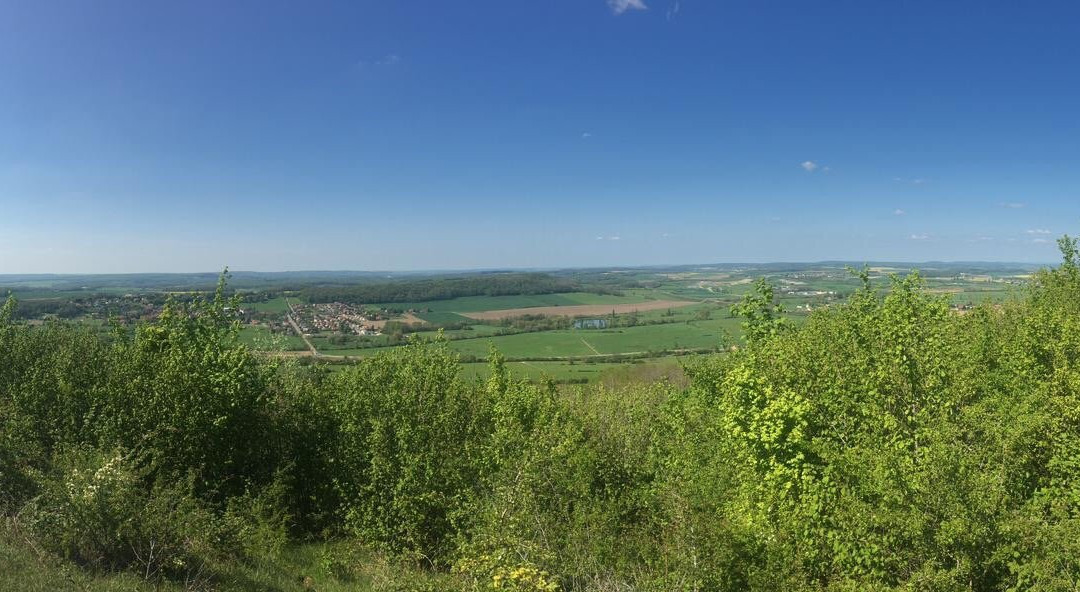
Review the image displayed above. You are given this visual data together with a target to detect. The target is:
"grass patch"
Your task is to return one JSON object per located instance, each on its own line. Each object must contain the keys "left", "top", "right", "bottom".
{"left": 0, "top": 520, "right": 448, "bottom": 592}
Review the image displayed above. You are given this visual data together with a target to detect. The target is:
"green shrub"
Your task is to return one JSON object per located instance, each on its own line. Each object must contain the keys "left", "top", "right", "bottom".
{"left": 91, "top": 283, "right": 274, "bottom": 502}
{"left": 23, "top": 448, "right": 219, "bottom": 584}
{"left": 329, "top": 338, "right": 490, "bottom": 565}
{"left": 219, "top": 474, "right": 292, "bottom": 561}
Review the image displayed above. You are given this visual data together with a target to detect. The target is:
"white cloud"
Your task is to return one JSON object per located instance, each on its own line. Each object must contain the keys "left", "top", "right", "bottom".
{"left": 800, "top": 161, "right": 818, "bottom": 172}
{"left": 608, "top": 0, "right": 647, "bottom": 14}
{"left": 893, "top": 209, "right": 906, "bottom": 216}
{"left": 1032, "top": 238, "right": 1050, "bottom": 244}
{"left": 1026, "top": 228, "right": 1052, "bottom": 235}
{"left": 909, "top": 234, "right": 930, "bottom": 240}
{"left": 595, "top": 235, "right": 621, "bottom": 241}
{"left": 581, "top": 132, "right": 592, "bottom": 139}
{"left": 1001, "top": 202, "right": 1026, "bottom": 209}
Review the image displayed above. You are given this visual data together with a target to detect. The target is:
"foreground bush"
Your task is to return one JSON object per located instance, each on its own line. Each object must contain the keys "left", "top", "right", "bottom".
{"left": 22, "top": 448, "right": 219, "bottom": 584}
{"left": 328, "top": 340, "right": 489, "bottom": 566}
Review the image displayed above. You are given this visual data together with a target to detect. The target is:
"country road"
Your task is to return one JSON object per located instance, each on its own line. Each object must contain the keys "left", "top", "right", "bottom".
{"left": 284, "top": 298, "right": 319, "bottom": 357}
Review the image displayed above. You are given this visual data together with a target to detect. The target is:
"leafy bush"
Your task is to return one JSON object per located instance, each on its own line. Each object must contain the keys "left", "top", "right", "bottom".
{"left": 328, "top": 338, "right": 490, "bottom": 565}
{"left": 22, "top": 448, "right": 219, "bottom": 584}
{"left": 91, "top": 279, "right": 274, "bottom": 502}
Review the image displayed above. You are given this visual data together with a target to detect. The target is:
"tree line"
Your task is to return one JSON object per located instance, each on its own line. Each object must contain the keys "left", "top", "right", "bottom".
{"left": 304, "top": 273, "right": 591, "bottom": 305}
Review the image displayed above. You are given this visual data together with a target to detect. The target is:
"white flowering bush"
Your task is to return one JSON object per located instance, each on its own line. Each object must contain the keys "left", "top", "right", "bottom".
{"left": 24, "top": 447, "right": 218, "bottom": 583}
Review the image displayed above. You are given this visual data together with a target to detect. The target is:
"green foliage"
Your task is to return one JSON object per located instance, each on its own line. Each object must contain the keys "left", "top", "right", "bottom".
{"left": 91, "top": 272, "right": 274, "bottom": 501}
{"left": 219, "top": 474, "right": 292, "bottom": 561}
{"left": 730, "top": 278, "right": 792, "bottom": 344}
{"left": 10, "top": 247, "right": 1080, "bottom": 590}
{"left": 22, "top": 448, "right": 219, "bottom": 584}
{"left": 328, "top": 337, "right": 489, "bottom": 566}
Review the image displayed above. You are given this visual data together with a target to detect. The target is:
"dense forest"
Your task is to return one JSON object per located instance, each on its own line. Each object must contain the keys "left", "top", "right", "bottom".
{"left": 303, "top": 273, "right": 587, "bottom": 305}
{"left": 4, "top": 240, "right": 1080, "bottom": 590}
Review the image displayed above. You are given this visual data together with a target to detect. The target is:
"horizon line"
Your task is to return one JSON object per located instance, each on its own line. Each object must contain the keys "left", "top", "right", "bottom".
{"left": 0, "top": 259, "right": 1056, "bottom": 278}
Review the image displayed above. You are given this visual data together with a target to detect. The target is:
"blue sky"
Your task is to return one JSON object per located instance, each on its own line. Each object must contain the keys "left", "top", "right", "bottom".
{"left": 2, "top": 0, "right": 1079, "bottom": 272}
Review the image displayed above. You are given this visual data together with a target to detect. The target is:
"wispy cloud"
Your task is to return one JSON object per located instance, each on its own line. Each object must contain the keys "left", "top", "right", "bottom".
{"left": 1001, "top": 202, "right": 1026, "bottom": 209}
{"left": 800, "top": 161, "right": 819, "bottom": 172}
{"left": 666, "top": 0, "right": 680, "bottom": 21}
{"left": 909, "top": 234, "right": 930, "bottom": 240}
{"left": 608, "top": 0, "right": 647, "bottom": 14}
{"left": 1025, "top": 228, "right": 1052, "bottom": 235}
{"left": 1032, "top": 238, "right": 1051, "bottom": 244}
{"left": 356, "top": 54, "right": 401, "bottom": 69}
{"left": 595, "top": 235, "right": 621, "bottom": 241}
{"left": 581, "top": 132, "right": 592, "bottom": 139}
{"left": 893, "top": 208, "right": 906, "bottom": 216}
{"left": 892, "top": 177, "right": 926, "bottom": 185}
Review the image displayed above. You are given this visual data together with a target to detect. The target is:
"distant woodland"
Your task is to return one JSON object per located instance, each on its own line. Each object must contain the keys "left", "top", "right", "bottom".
{"left": 303, "top": 273, "right": 589, "bottom": 305}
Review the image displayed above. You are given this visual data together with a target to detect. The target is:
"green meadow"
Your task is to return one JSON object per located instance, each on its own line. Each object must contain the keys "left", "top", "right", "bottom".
{"left": 373, "top": 291, "right": 653, "bottom": 313}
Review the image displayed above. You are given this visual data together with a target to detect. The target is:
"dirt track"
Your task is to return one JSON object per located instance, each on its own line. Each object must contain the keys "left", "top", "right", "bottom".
{"left": 460, "top": 299, "right": 697, "bottom": 321}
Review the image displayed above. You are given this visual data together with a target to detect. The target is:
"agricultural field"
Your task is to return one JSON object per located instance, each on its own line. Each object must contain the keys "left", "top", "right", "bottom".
{"left": 459, "top": 298, "right": 695, "bottom": 320}
{"left": 1, "top": 262, "right": 1041, "bottom": 384}
{"left": 238, "top": 325, "right": 309, "bottom": 351}
{"left": 375, "top": 291, "right": 653, "bottom": 313}
{"left": 443, "top": 318, "right": 738, "bottom": 359}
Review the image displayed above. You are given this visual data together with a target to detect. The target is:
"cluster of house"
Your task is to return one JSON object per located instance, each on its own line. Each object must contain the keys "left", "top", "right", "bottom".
{"left": 291, "top": 302, "right": 382, "bottom": 336}
{"left": 78, "top": 296, "right": 161, "bottom": 322}
{"left": 785, "top": 289, "right": 837, "bottom": 297}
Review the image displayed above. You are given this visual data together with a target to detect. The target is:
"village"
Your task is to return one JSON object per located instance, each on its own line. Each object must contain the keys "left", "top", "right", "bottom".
{"left": 287, "top": 301, "right": 385, "bottom": 336}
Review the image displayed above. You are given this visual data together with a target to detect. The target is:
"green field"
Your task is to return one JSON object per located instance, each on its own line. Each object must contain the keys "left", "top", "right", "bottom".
{"left": 373, "top": 291, "right": 653, "bottom": 313}
{"left": 246, "top": 296, "right": 292, "bottom": 313}
{"left": 448, "top": 318, "right": 737, "bottom": 359}
{"left": 238, "top": 325, "right": 308, "bottom": 351}
{"left": 322, "top": 318, "right": 736, "bottom": 362}
{"left": 415, "top": 310, "right": 473, "bottom": 324}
